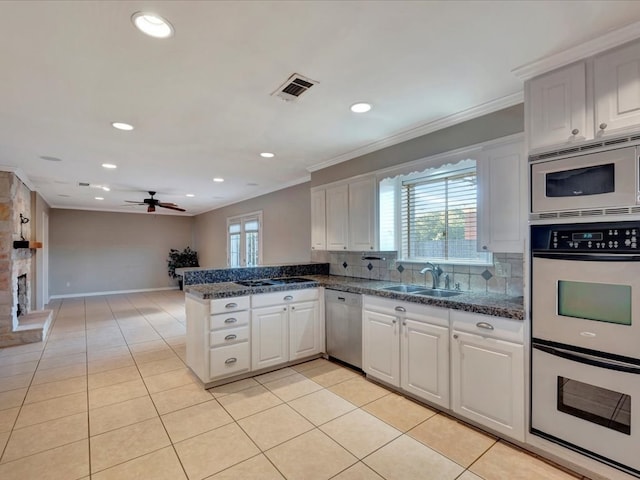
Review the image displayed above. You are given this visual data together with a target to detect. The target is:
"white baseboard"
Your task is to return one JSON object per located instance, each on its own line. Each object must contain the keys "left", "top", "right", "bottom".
{"left": 49, "top": 286, "right": 180, "bottom": 299}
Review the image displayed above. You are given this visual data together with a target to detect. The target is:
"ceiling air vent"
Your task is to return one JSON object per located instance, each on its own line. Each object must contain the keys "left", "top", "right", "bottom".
{"left": 272, "top": 73, "right": 318, "bottom": 102}
{"left": 78, "top": 182, "right": 90, "bottom": 187}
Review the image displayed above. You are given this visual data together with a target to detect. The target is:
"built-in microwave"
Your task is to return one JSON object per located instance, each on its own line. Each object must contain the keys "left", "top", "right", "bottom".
{"left": 531, "top": 145, "right": 640, "bottom": 215}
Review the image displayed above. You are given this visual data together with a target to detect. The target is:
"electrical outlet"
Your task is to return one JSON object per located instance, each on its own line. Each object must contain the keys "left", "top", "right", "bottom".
{"left": 494, "top": 262, "right": 511, "bottom": 278}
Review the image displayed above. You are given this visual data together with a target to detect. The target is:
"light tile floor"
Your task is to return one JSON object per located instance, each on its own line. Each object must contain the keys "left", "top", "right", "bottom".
{"left": 0, "top": 291, "right": 591, "bottom": 479}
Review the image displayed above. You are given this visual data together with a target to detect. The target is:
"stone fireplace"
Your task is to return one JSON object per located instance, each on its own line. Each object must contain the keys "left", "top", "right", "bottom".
{"left": 0, "top": 171, "right": 52, "bottom": 348}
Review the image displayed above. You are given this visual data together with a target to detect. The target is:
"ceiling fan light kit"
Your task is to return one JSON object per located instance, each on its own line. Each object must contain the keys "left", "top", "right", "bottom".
{"left": 125, "top": 191, "right": 186, "bottom": 213}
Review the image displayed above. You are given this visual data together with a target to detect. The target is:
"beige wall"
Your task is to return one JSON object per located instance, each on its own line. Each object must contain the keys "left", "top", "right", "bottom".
{"left": 49, "top": 209, "right": 194, "bottom": 296}
{"left": 311, "top": 104, "right": 524, "bottom": 186}
{"left": 194, "top": 182, "right": 312, "bottom": 268}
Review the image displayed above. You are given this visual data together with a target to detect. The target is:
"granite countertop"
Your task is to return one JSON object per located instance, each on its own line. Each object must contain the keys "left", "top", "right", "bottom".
{"left": 185, "top": 274, "right": 524, "bottom": 320}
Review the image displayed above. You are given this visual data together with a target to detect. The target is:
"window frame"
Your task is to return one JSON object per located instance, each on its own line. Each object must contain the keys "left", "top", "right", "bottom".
{"left": 379, "top": 155, "right": 492, "bottom": 266}
{"left": 226, "top": 211, "right": 263, "bottom": 267}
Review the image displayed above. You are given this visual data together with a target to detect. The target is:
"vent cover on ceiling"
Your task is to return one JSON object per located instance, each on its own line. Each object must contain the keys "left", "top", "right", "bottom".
{"left": 78, "top": 182, "right": 90, "bottom": 187}
{"left": 271, "top": 73, "right": 318, "bottom": 102}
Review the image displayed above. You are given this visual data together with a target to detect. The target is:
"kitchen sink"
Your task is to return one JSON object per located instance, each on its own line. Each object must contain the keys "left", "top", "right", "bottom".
{"left": 381, "top": 285, "right": 427, "bottom": 293}
{"left": 381, "top": 284, "right": 462, "bottom": 298}
{"left": 414, "top": 288, "right": 462, "bottom": 298}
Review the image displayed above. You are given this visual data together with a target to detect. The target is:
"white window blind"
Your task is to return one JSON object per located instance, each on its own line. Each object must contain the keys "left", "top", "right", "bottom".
{"left": 396, "top": 163, "right": 491, "bottom": 264}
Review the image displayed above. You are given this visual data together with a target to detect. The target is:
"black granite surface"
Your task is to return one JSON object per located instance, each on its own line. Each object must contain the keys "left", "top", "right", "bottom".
{"left": 185, "top": 274, "right": 524, "bottom": 320}
{"left": 180, "top": 263, "right": 329, "bottom": 285}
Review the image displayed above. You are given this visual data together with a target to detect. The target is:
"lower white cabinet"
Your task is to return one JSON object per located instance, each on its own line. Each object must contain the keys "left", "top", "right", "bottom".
{"left": 186, "top": 294, "right": 252, "bottom": 383}
{"left": 450, "top": 310, "right": 525, "bottom": 442}
{"left": 251, "top": 288, "right": 321, "bottom": 371}
{"left": 363, "top": 296, "right": 450, "bottom": 409}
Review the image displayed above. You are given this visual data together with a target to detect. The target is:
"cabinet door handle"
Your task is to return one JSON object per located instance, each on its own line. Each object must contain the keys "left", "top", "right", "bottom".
{"left": 224, "top": 334, "right": 237, "bottom": 341}
{"left": 453, "top": 334, "right": 459, "bottom": 339}
{"left": 225, "top": 357, "right": 237, "bottom": 364}
{"left": 225, "top": 302, "right": 238, "bottom": 309}
{"left": 392, "top": 319, "right": 397, "bottom": 324}
{"left": 395, "top": 306, "right": 406, "bottom": 312}
{"left": 224, "top": 317, "right": 237, "bottom": 324}
{"left": 571, "top": 128, "right": 579, "bottom": 135}
{"left": 291, "top": 306, "right": 295, "bottom": 310}
{"left": 476, "top": 321, "right": 494, "bottom": 330}
{"left": 599, "top": 122, "right": 607, "bottom": 130}
{"left": 402, "top": 320, "right": 407, "bottom": 326}
{"left": 284, "top": 295, "right": 293, "bottom": 301}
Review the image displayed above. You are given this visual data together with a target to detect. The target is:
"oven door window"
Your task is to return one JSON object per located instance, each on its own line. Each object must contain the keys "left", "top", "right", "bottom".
{"left": 558, "top": 377, "right": 631, "bottom": 435}
{"left": 545, "top": 164, "right": 615, "bottom": 198}
{"left": 558, "top": 280, "right": 631, "bottom": 325}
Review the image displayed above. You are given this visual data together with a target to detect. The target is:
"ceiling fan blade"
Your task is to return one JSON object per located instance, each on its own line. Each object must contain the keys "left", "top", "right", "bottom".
{"left": 158, "top": 204, "right": 186, "bottom": 212}
{"left": 124, "top": 200, "right": 146, "bottom": 204}
{"left": 158, "top": 202, "right": 178, "bottom": 207}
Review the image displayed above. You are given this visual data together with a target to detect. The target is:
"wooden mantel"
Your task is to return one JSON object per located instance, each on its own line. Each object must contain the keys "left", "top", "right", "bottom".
{"left": 13, "top": 241, "right": 43, "bottom": 249}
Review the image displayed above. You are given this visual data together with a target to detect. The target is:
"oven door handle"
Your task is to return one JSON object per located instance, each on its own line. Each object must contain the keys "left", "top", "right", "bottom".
{"left": 533, "top": 344, "right": 640, "bottom": 374}
{"left": 532, "top": 252, "right": 640, "bottom": 262}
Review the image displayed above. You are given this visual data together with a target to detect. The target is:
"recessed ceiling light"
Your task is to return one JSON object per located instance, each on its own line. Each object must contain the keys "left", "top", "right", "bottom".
{"left": 247, "top": 183, "right": 258, "bottom": 186}
{"left": 111, "top": 122, "right": 134, "bottom": 131}
{"left": 40, "top": 155, "right": 62, "bottom": 162}
{"left": 58, "top": 194, "right": 70, "bottom": 197}
{"left": 186, "top": 194, "right": 195, "bottom": 197}
{"left": 102, "top": 186, "right": 110, "bottom": 192}
{"left": 102, "top": 163, "right": 117, "bottom": 169}
{"left": 350, "top": 102, "right": 372, "bottom": 113}
{"left": 131, "top": 12, "right": 174, "bottom": 39}
{"left": 260, "top": 152, "right": 275, "bottom": 158}
{"left": 213, "top": 178, "right": 224, "bottom": 183}
{"left": 95, "top": 197, "right": 104, "bottom": 200}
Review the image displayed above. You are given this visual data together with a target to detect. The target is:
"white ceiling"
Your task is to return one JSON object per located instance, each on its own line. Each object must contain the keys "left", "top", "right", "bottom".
{"left": 2, "top": 1, "right": 640, "bottom": 216}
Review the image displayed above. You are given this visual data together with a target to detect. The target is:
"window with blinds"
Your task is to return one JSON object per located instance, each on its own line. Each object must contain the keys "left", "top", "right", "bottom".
{"left": 227, "top": 211, "right": 262, "bottom": 267}
{"left": 379, "top": 158, "right": 491, "bottom": 264}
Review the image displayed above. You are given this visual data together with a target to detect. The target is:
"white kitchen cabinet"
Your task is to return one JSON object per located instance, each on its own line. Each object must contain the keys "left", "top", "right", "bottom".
{"left": 363, "top": 307, "right": 400, "bottom": 386}
{"left": 312, "top": 175, "right": 377, "bottom": 251}
{"left": 325, "top": 184, "right": 349, "bottom": 250}
{"left": 528, "top": 62, "right": 588, "bottom": 151}
{"left": 363, "top": 296, "right": 450, "bottom": 409}
{"left": 310, "top": 188, "right": 326, "bottom": 250}
{"left": 186, "top": 295, "right": 251, "bottom": 384}
{"left": 450, "top": 310, "right": 525, "bottom": 442}
{"left": 477, "top": 139, "right": 524, "bottom": 253}
{"left": 289, "top": 300, "right": 322, "bottom": 361}
{"left": 251, "top": 304, "right": 289, "bottom": 370}
{"left": 251, "top": 288, "right": 321, "bottom": 370}
{"left": 348, "top": 176, "right": 377, "bottom": 251}
{"left": 594, "top": 41, "right": 640, "bottom": 137}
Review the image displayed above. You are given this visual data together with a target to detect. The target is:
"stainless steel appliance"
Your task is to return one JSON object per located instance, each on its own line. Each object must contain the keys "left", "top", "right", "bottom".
{"left": 325, "top": 289, "right": 362, "bottom": 369}
{"left": 530, "top": 145, "right": 640, "bottom": 217}
{"left": 530, "top": 221, "right": 640, "bottom": 478}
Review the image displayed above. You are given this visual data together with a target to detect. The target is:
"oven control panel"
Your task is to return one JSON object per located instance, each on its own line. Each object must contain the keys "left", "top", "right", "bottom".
{"left": 531, "top": 221, "right": 640, "bottom": 252}
{"left": 551, "top": 228, "right": 638, "bottom": 250}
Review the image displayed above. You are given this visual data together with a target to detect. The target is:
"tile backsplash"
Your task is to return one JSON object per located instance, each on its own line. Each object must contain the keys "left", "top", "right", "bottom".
{"left": 311, "top": 250, "right": 523, "bottom": 297}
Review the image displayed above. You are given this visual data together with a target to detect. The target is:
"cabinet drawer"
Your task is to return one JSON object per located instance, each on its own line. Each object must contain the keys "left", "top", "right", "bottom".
{"left": 209, "top": 342, "right": 250, "bottom": 379}
{"left": 363, "top": 295, "right": 448, "bottom": 326}
{"left": 210, "top": 296, "right": 250, "bottom": 313}
{"left": 252, "top": 288, "right": 319, "bottom": 308}
{"left": 210, "top": 325, "right": 249, "bottom": 347}
{"left": 210, "top": 310, "right": 250, "bottom": 330}
{"left": 450, "top": 310, "right": 523, "bottom": 344}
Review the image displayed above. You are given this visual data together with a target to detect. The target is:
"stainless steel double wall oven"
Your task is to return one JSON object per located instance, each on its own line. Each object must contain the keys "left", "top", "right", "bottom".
{"left": 530, "top": 143, "right": 640, "bottom": 478}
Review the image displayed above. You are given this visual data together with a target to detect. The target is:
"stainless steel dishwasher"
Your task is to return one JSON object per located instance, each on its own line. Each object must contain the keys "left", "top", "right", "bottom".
{"left": 325, "top": 289, "right": 362, "bottom": 370}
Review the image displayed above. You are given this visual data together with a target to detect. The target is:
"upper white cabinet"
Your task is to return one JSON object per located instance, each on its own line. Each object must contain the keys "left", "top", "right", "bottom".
{"left": 310, "top": 189, "right": 326, "bottom": 251}
{"left": 311, "top": 175, "right": 377, "bottom": 251}
{"left": 325, "top": 184, "right": 349, "bottom": 250}
{"left": 594, "top": 41, "right": 640, "bottom": 136}
{"left": 527, "top": 39, "right": 640, "bottom": 152}
{"left": 528, "top": 62, "right": 588, "bottom": 151}
{"left": 477, "top": 139, "right": 525, "bottom": 253}
{"left": 348, "top": 176, "right": 377, "bottom": 251}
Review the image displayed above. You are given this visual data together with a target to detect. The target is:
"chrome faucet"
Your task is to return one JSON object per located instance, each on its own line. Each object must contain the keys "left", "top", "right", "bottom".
{"left": 419, "top": 263, "right": 443, "bottom": 289}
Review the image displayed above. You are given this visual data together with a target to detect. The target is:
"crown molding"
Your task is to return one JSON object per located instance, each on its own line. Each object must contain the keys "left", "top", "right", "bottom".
{"left": 306, "top": 91, "right": 523, "bottom": 173}
{"left": 512, "top": 20, "right": 640, "bottom": 81}
{"left": 0, "top": 165, "right": 36, "bottom": 191}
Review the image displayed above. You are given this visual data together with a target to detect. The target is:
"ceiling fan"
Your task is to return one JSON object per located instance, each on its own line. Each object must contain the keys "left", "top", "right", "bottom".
{"left": 125, "top": 191, "right": 186, "bottom": 213}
